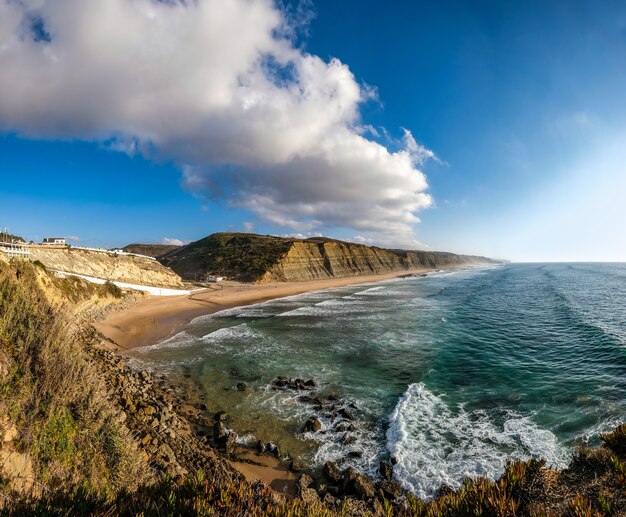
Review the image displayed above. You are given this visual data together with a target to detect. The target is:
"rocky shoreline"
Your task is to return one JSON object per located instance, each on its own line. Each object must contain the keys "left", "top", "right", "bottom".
{"left": 87, "top": 330, "right": 412, "bottom": 515}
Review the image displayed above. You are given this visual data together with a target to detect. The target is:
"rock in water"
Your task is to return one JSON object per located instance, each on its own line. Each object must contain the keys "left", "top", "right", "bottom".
{"left": 379, "top": 461, "right": 393, "bottom": 481}
{"left": 323, "top": 461, "right": 342, "bottom": 483}
{"left": 302, "top": 417, "right": 322, "bottom": 432}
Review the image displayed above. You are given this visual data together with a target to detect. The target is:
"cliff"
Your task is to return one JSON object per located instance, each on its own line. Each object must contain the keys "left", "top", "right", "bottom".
{"left": 159, "top": 233, "right": 498, "bottom": 283}
{"left": 29, "top": 246, "right": 184, "bottom": 288}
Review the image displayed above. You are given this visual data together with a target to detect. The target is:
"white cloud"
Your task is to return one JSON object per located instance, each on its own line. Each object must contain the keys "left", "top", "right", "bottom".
{"left": 65, "top": 235, "right": 80, "bottom": 242}
{"left": 159, "top": 237, "right": 185, "bottom": 246}
{"left": 0, "top": 0, "right": 435, "bottom": 248}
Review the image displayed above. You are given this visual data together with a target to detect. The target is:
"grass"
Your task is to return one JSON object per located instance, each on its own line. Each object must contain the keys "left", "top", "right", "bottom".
{"left": 0, "top": 260, "right": 148, "bottom": 504}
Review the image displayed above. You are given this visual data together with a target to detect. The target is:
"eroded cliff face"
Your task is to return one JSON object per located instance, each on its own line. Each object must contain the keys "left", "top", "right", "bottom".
{"left": 29, "top": 247, "right": 183, "bottom": 288}
{"left": 258, "top": 240, "right": 493, "bottom": 283}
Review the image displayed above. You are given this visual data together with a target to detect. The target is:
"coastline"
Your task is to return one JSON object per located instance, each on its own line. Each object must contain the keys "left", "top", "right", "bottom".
{"left": 95, "top": 269, "right": 436, "bottom": 350}
{"left": 93, "top": 269, "right": 439, "bottom": 497}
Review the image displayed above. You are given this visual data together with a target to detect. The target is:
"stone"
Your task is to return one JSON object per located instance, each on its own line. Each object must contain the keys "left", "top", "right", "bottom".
{"left": 348, "top": 450, "right": 363, "bottom": 458}
{"left": 213, "top": 422, "right": 227, "bottom": 442}
{"left": 304, "top": 379, "right": 317, "bottom": 387}
{"left": 326, "top": 485, "right": 340, "bottom": 497}
{"left": 256, "top": 440, "right": 267, "bottom": 453}
{"left": 289, "top": 460, "right": 303, "bottom": 473}
{"left": 225, "top": 433, "right": 237, "bottom": 454}
{"left": 214, "top": 411, "right": 228, "bottom": 421}
{"left": 323, "top": 492, "right": 337, "bottom": 506}
{"left": 297, "top": 473, "right": 313, "bottom": 490}
{"left": 377, "top": 480, "right": 404, "bottom": 500}
{"left": 338, "top": 408, "right": 354, "bottom": 420}
{"left": 300, "top": 487, "right": 320, "bottom": 504}
{"left": 302, "top": 417, "right": 322, "bottom": 433}
{"left": 323, "top": 461, "right": 342, "bottom": 483}
{"left": 236, "top": 382, "right": 250, "bottom": 392}
{"left": 379, "top": 461, "right": 393, "bottom": 481}
{"left": 199, "top": 403, "right": 208, "bottom": 411}
{"left": 352, "top": 471, "right": 375, "bottom": 500}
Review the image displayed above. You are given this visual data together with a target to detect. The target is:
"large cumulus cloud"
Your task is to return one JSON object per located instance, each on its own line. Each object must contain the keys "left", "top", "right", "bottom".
{"left": 0, "top": 0, "right": 434, "bottom": 247}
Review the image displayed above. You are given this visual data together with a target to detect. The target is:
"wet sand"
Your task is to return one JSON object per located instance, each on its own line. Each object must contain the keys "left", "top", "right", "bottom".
{"left": 95, "top": 270, "right": 430, "bottom": 350}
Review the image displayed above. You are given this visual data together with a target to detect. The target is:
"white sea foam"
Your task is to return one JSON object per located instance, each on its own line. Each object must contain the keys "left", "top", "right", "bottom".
{"left": 387, "top": 383, "right": 568, "bottom": 500}
{"left": 135, "top": 331, "right": 198, "bottom": 352}
{"left": 354, "top": 286, "right": 386, "bottom": 296}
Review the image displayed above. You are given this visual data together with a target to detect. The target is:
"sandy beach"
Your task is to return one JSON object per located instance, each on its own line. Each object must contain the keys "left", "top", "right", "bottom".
{"left": 93, "top": 269, "right": 434, "bottom": 497}
{"left": 95, "top": 269, "right": 430, "bottom": 350}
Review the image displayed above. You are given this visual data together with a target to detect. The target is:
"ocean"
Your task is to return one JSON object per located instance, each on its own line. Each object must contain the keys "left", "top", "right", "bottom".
{"left": 125, "top": 263, "right": 626, "bottom": 499}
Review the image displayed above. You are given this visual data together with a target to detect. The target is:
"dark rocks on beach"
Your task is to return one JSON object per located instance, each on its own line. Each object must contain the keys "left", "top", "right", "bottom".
{"left": 298, "top": 473, "right": 314, "bottom": 492}
{"left": 327, "top": 392, "right": 339, "bottom": 401}
{"left": 379, "top": 461, "right": 393, "bottom": 481}
{"left": 326, "top": 485, "right": 340, "bottom": 497}
{"left": 338, "top": 408, "right": 354, "bottom": 420}
{"left": 256, "top": 440, "right": 267, "bottom": 453}
{"left": 213, "top": 421, "right": 228, "bottom": 442}
{"left": 214, "top": 410, "right": 228, "bottom": 421}
{"left": 343, "top": 435, "right": 357, "bottom": 445}
{"left": 289, "top": 460, "right": 303, "bottom": 473}
{"left": 236, "top": 382, "right": 252, "bottom": 393}
{"left": 323, "top": 461, "right": 342, "bottom": 483}
{"left": 302, "top": 417, "right": 322, "bottom": 433}
{"left": 224, "top": 433, "right": 238, "bottom": 454}
{"left": 298, "top": 395, "right": 313, "bottom": 403}
{"left": 377, "top": 480, "right": 404, "bottom": 500}
{"left": 271, "top": 376, "right": 317, "bottom": 391}
{"left": 343, "top": 467, "right": 375, "bottom": 499}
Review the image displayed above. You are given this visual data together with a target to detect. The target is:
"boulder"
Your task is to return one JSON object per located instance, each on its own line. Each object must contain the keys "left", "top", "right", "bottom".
{"left": 302, "top": 417, "right": 322, "bottom": 433}
{"left": 225, "top": 433, "right": 238, "bottom": 454}
{"left": 379, "top": 461, "right": 393, "bottom": 481}
{"left": 289, "top": 460, "right": 303, "bottom": 473}
{"left": 353, "top": 472, "right": 375, "bottom": 500}
{"left": 300, "top": 487, "right": 320, "bottom": 504}
{"left": 323, "top": 461, "right": 342, "bottom": 483}
{"left": 236, "top": 382, "right": 251, "bottom": 393}
{"left": 214, "top": 411, "right": 228, "bottom": 421}
{"left": 377, "top": 480, "right": 404, "bottom": 500}
{"left": 213, "top": 422, "right": 228, "bottom": 442}
{"left": 297, "top": 473, "right": 313, "bottom": 491}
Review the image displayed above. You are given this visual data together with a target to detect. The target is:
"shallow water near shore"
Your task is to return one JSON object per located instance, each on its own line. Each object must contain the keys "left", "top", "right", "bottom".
{"left": 125, "top": 263, "right": 626, "bottom": 499}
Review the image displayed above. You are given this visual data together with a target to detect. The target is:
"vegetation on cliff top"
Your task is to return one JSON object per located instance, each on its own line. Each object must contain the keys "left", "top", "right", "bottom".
{"left": 159, "top": 232, "right": 294, "bottom": 282}
{"left": 121, "top": 243, "right": 181, "bottom": 258}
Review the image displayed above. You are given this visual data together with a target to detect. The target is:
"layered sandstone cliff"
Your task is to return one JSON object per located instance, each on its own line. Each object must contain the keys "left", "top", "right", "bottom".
{"left": 159, "top": 233, "right": 497, "bottom": 283}
{"left": 30, "top": 246, "right": 184, "bottom": 288}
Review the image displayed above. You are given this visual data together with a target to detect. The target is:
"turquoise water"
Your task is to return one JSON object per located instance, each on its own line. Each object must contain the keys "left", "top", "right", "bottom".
{"left": 126, "top": 264, "right": 626, "bottom": 499}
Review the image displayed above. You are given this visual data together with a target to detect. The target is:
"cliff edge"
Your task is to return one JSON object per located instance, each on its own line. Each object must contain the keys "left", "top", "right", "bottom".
{"left": 159, "top": 233, "right": 499, "bottom": 283}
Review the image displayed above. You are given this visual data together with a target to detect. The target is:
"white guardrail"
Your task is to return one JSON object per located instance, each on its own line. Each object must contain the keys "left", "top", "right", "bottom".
{"left": 52, "top": 270, "right": 193, "bottom": 296}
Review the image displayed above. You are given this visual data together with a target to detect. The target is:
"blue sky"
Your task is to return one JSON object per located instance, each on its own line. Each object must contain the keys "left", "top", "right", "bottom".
{"left": 1, "top": 0, "right": 625, "bottom": 261}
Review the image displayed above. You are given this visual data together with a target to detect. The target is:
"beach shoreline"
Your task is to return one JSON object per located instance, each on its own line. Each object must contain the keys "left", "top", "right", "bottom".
{"left": 92, "top": 269, "right": 443, "bottom": 495}
{"left": 94, "top": 269, "right": 436, "bottom": 350}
